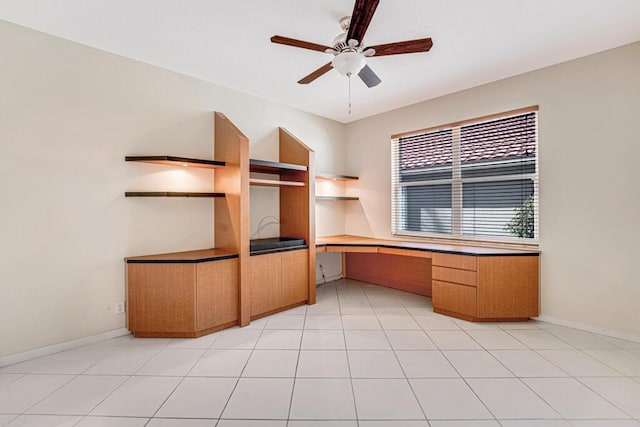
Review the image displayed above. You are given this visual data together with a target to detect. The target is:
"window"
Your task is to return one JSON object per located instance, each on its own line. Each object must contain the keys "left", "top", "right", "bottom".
{"left": 391, "top": 107, "right": 538, "bottom": 243}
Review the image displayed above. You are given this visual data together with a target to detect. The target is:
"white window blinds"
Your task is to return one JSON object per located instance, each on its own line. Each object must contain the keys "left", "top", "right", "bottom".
{"left": 391, "top": 109, "right": 538, "bottom": 243}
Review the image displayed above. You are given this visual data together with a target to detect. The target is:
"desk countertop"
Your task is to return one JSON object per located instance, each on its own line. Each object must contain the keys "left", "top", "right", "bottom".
{"left": 316, "top": 235, "right": 539, "bottom": 257}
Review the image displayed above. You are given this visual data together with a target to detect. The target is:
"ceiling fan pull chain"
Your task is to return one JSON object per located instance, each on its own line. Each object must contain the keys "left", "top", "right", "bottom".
{"left": 348, "top": 74, "right": 352, "bottom": 115}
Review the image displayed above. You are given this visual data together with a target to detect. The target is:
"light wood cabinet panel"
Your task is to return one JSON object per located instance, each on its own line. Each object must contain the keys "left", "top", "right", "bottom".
{"left": 432, "top": 253, "right": 477, "bottom": 271}
{"left": 477, "top": 256, "right": 539, "bottom": 319}
{"left": 127, "top": 264, "right": 196, "bottom": 334}
{"left": 432, "top": 266, "right": 477, "bottom": 287}
{"left": 346, "top": 252, "right": 432, "bottom": 296}
{"left": 196, "top": 258, "right": 238, "bottom": 330}
{"left": 250, "top": 252, "right": 282, "bottom": 316}
{"left": 432, "top": 280, "right": 477, "bottom": 318}
{"left": 281, "top": 249, "right": 309, "bottom": 306}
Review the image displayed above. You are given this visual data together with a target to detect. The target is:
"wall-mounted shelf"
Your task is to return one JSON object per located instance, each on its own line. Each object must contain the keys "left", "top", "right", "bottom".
{"left": 125, "top": 192, "right": 225, "bottom": 198}
{"left": 250, "top": 159, "right": 307, "bottom": 174}
{"left": 250, "top": 178, "right": 305, "bottom": 187}
{"left": 316, "top": 196, "right": 359, "bottom": 201}
{"left": 126, "top": 156, "right": 225, "bottom": 169}
{"left": 316, "top": 172, "right": 359, "bottom": 181}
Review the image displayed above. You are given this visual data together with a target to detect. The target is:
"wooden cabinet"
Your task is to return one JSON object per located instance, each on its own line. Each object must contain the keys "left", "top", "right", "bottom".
{"left": 250, "top": 249, "right": 309, "bottom": 318}
{"left": 432, "top": 253, "right": 539, "bottom": 321}
{"left": 476, "top": 256, "right": 539, "bottom": 319}
{"left": 127, "top": 256, "right": 238, "bottom": 338}
{"left": 125, "top": 114, "right": 316, "bottom": 337}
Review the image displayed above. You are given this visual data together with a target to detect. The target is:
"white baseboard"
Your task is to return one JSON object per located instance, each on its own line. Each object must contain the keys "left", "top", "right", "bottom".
{"left": 534, "top": 315, "right": 640, "bottom": 344}
{"left": 0, "top": 328, "right": 130, "bottom": 368}
{"left": 316, "top": 273, "right": 343, "bottom": 285}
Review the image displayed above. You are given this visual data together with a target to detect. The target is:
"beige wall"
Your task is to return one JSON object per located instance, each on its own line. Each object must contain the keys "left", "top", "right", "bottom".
{"left": 0, "top": 20, "right": 346, "bottom": 358}
{"left": 345, "top": 42, "right": 640, "bottom": 339}
{"left": 2, "top": 18, "right": 638, "bottom": 359}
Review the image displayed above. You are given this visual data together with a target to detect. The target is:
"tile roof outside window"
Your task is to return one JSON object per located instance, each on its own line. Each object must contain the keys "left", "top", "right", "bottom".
{"left": 400, "top": 113, "right": 536, "bottom": 170}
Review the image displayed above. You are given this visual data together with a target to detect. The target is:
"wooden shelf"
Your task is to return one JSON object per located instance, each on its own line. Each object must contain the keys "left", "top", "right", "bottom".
{"left": 126, "top": 156, "right": 225, "bottom": 169}
{"left": 316, "top": 196, "right": 359, "bottom": 201}
{"left": 316, "top": 172, "right": 359, "bottom": 181}
{"left": 250, "top": 178, "right": 305, "bottom": 187}
{"left": 125, "top": 192, "right": 225, "bottom": 198}
{"left": 250, "top": 158, "right": 307, "bottom": 174}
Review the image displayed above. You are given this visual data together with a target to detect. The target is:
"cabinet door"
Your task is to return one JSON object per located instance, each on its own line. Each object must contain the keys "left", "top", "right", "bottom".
{"left": 281, "top": 249, "right": 309, "bottom": 307}
{"left": 476, "top": 256, "right": 539, "bottom": 319}
{"left": 250, "top": 252, "right": 282, "bottom": 317}
{"left": 196, "top": 258, "right": 239, "bottom": 331}
{"left": 127, "top": 263, "right": 196, "bottom": 333}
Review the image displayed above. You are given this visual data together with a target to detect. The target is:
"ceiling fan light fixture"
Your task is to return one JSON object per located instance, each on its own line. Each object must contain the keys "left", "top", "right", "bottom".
{"left": 332, "top": 51, "right": 366, "bottom": 76}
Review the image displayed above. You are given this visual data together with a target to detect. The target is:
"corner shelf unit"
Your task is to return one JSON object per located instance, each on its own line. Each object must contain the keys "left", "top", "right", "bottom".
{"left": 315, "top": 171, "right": 359, "bottom": 201}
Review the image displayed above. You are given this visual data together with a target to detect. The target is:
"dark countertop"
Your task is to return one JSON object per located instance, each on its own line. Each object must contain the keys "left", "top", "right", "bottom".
{"left": 316, "top": 235, "right": 540, "bottom": 257}
{"left": 126, "top": 248, "right": 238, "bottom": 264}
{"left": 250, "top": 237, "right": 307, "bottom": 256}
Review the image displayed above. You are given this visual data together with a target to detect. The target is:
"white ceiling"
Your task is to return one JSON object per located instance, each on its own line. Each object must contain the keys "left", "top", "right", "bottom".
{"left": 1, "top": 0, "right": 639, "bottom": 123}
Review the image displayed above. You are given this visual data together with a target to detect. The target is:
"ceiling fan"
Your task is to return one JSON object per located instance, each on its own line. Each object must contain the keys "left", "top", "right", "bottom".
{"left": 270, "top": 0, "right": 433, "bottom": 88}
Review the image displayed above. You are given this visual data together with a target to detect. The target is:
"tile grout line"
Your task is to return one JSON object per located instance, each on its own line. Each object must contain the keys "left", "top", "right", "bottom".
{"left": 363, "top": 288, "right": 432, "bottom": 425}
{"left": 335, "top": 280, "right": 361, "bottom": 427}
{"left": 213, "top": 321, "right": 269, "bottom": 425}
{"left": 285, "top": 301, "right": 308, "bottom": 426}
{"left": 142, "top": 349, "right": 210, "bottom": 425}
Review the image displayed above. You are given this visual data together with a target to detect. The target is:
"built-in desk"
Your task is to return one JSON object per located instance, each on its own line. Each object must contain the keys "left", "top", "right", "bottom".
{"left": 317, "top": 235, "right": 540, "bottom": 322}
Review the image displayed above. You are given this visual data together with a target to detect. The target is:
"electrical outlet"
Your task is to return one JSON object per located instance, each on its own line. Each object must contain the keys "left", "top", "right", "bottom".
{"left": 115, "top": 301, "right": 125, "bottom": 314}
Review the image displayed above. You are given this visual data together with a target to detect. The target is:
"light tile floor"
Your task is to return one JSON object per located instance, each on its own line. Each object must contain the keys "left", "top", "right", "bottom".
{"left": 1, "top": 279, "right": 640, "bottom": 426}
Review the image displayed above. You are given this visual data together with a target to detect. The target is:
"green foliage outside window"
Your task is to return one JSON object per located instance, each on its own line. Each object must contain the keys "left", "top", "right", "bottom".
{"left": 505, "top": 194, "right": 535, "bottom": 238}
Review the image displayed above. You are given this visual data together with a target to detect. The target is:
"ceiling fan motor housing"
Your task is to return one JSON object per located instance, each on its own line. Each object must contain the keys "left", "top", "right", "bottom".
{"left": 332, "top": 16, "right": 352, "bottom": 50}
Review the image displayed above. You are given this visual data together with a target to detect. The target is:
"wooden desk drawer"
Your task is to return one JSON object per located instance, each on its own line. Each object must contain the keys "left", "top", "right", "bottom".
{"left": 378, "top": 247, "right": 432, "bottom": 258}
{"left": 432, "top": 253, "right": 477, "bottom": 271}
{"left": 326, "top": 245, "right": 378, "bottom": 253}
{"left": 432, "top": 266, "right": 477, "bottom": 287}
{"left": 433, "top": 280, "right": 477, "bottom": 317}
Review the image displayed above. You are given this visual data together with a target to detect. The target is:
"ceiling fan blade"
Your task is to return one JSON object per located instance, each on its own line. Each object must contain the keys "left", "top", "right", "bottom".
{"left": 271, "top": 35, "right": 332, "bottom": 53}
{"left": 346, "top": 0, "right": 380, "bottom": 45}
{"left": 358, "top": 64, "right": 381, "bottom": 88}
{"left": 368, "top": 38, "right": 433, "bottom": 56}
{"left": 298, "top": 63, "right": 333, "bottom": 84}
